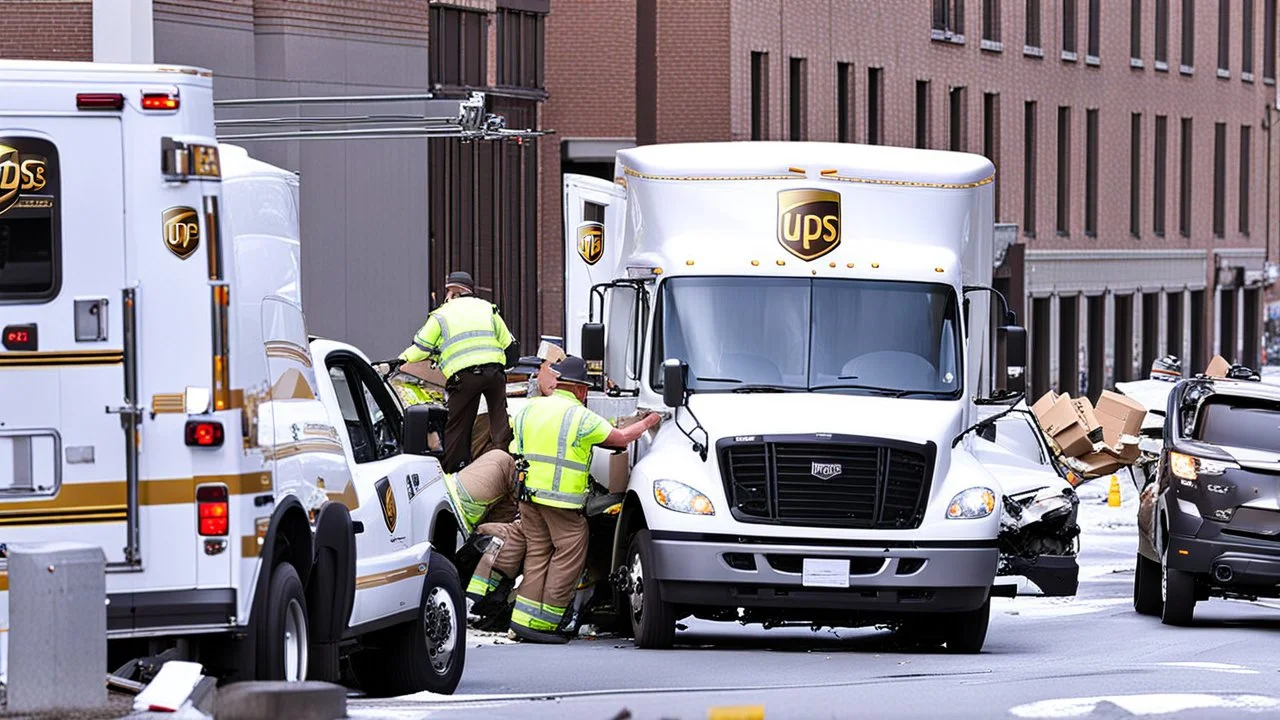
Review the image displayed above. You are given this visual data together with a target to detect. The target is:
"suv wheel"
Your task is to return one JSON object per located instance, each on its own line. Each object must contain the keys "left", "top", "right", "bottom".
{"left": 1160, "top": 549, "right": 1196, "bottom": 626}
{"left": 1133, "top": 553, "right": 1163, "bottom": 616}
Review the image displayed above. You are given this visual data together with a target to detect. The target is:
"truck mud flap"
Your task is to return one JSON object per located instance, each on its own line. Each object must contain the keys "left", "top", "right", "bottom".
{"left": 1006, "top": 554, "right": 1079, "bottom": 597}
{"left": 307, "top": 502, "right": 356, "bottom": 682}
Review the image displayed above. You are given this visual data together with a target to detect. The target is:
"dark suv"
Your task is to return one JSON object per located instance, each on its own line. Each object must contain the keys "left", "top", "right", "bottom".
{"left": 1134, "top": 375, "right": 1280, "bottom": 625}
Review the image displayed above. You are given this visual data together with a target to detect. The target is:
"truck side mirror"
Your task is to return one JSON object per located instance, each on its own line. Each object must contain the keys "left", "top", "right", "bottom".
{"left": 581, "top": 322, "right": 605, "bottom": 364}
{"left": 662, "top": 358, "right": 689, "bottom": 408}
{"left": 998, "top": 325, "right": 1027, "bottom": 394}
{"left": 403, "top": 404, "right": 448, "bottom": 456}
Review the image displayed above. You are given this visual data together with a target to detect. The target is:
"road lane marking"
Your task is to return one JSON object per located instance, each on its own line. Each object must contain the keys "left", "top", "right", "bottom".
{"left": 1010, "top": 693, "right": 1280, "bottom": 718}
{"left": 1160, "top": 661, "right": 1261, "bottom": 675}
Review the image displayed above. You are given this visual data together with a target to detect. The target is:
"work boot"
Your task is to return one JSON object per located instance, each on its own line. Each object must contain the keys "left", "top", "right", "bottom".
{"left": 456, "top": 533, "right": 496, "bottom": 572}
{"left": 510, "top": 623, "right": 570, "bottom": 645}
{"left": 471, "top": 573, "right": 514, "bottom": 616}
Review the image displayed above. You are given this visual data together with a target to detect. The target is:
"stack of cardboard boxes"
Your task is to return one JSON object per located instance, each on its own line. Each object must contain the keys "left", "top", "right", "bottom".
{"left": 1031, "top": 389, "right": 1147, "bottom": 481}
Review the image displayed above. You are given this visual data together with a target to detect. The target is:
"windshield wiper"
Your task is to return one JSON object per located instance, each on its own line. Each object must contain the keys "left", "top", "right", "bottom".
{"left": 731, "top": 384, "right": 804, "bottom": 394}
{"left": 695, "top": 376, "right": 743, "bottom": 383}
{"left": 808, "top": 383, "right": 940, "bottom": 398}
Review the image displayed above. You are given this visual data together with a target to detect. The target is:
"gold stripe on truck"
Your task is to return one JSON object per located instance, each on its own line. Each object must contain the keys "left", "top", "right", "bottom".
{"left": 152, "top": 393, "right": 186, "bottom": 414}
{"left": 0, "top": 571, "right": 7, "bottom": 592}
{"left": 0, "top": 350, "right": 125, "bottom": 368}
{"left": 0, "top": 472, "right": 273, "bottom": 527}
{"left": 355, "top": 563, "right": 428, "bottom": 591}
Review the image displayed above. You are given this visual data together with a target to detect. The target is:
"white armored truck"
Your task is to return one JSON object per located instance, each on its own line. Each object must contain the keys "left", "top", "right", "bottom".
{"left": 551, "top": 142, "right": 1031, "bottom": 652}
{"left": 0, "top": 60, "right": 501, "bottom": 694}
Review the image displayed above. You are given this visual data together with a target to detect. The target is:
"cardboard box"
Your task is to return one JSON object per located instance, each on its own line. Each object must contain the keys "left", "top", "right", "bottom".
{"left": 1031, "top": 391, "right": 1059, "bottom": 419}
{"left": 1037, "top": 394, "right": 1101, "bottom": 457}
{"left": 1094, "top": 389, "right": 1146, "bottom": 447}
{"left": 1205, "top": 355, "right": 1231, "bottom": 377}
{"left": 607, "top": 450, "right": 630, "bottom": 494}
{"left": 1070, "top": 398, "right": 1104, "bottom": 445}
{"left": 1106, "top": 442, "right": 1142, "bottom": 463}
{"left": 1070, "top": 451, "right": 1123, "bottom": 479}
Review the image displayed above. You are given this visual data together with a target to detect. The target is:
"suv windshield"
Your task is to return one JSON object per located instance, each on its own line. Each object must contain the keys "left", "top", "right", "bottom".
{"left": 652, "top": 276, "right": 962, "bottom": 399}
{"left": 1196, "top": 399, "right": 1280, "bottom": 453}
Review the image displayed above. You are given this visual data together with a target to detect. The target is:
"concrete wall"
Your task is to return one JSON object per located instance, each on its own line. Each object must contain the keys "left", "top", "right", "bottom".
{"left": 153, "top": 0, "right": 432, "bottom": 359}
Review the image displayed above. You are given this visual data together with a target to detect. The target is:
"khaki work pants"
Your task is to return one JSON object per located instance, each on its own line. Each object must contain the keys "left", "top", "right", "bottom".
{"left": 515, "top": 501, "right": 588, "bottom": 617}
{"left": 444, "top": 364, "right": 511, "bottom": 473}
{"left": 473, "top": 518, "right": 527, "bottom": 580}
{"left": 455, "top": 449, "right": 518, "bottom": 526}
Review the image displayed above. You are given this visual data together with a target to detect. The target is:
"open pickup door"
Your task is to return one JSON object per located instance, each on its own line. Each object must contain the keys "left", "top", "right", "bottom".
{"left": 563, "top": 174, "right": 625, "bottom": 358}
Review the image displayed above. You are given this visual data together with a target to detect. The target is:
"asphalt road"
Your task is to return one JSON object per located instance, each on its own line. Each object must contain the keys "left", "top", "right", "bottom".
{"left": 350, "top": 481, "right": 1280, "bottom": 720}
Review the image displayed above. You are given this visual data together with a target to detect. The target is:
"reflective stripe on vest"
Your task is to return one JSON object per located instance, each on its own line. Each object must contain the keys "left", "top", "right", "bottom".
{"left": 513, "top": 393, "right": 593, "bottom": 509}
{"left": 428, "top": 297, "right": 506, "bottom": 377}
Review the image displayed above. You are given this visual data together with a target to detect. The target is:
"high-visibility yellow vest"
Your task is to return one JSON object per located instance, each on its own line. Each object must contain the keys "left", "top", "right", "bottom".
{"left": 404, "top": 296, "right": 509, "bottom": 378}
{"left": 511, "top": 391, "right": 609, "bottom": 509}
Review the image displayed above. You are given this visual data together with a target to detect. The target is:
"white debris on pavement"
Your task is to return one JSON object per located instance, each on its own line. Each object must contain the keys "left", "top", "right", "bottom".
{"left": 1010, "top": 693, "right": 1280, "bottom": 718}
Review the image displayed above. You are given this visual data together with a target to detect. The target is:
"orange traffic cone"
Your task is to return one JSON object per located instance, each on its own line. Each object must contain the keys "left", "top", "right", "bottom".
{"left": 1107, "top": 475, "right": 1122, "bottom": 507}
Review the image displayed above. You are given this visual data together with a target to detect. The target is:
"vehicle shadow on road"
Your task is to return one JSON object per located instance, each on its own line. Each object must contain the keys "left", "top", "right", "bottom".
{"left": 666, "top": 624, "right": 998, "bottom": 656}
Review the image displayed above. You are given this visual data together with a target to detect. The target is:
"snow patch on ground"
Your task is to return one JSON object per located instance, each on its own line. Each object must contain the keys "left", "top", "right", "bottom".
{"left": 1010, "top": 693, "right": 1280, "bottom": 718}
{"left": 994, "top": 596, "right": 1130, "bottom": 618}
{"left": 1074, "top": 475, "right": 1140, "bottom": 534}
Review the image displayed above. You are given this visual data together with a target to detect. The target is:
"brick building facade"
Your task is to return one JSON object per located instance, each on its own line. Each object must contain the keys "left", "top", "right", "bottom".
{"left": 541, "top": 0, "right": 1280, "bottom": 394}
{"left": 0, "top": 0, "right": 547, "bottom": 357}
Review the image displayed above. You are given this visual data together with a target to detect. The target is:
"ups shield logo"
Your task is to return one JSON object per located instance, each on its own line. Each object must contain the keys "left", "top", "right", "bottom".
{"left": 375, "top": 476, "right": 397, "bottom": 533}
{"left": 162, "top": 206, "right": 200, "bottom": 259}
{"left": 577, "top": 222, "right": 604, "bottom": 266}
{"left": 0, "top": 143, "right": 49, "bottom": 217}
{"left": 777, "top": 189, "right": 841, "bottom": 261}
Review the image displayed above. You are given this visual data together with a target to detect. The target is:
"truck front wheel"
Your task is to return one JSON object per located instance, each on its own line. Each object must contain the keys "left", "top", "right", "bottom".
{"left": 351, "top": 558, "right": 467, "bottom": 696}
{"left": 626, "top": 530, "right": 678, "bottom": 649}
{"left": 942, "top": 598, "right": 990, "bottom": 654}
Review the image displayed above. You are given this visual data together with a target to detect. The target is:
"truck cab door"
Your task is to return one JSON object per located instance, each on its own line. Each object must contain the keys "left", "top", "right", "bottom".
{"left": 563, "top": 174, "right": 625, "bottom": 357}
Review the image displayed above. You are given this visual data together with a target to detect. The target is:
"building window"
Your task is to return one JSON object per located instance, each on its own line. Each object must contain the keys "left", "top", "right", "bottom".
{"left": 1088, "top": 0, "right": 1101, "bottom": 58}
{"left": 867, "top": 67, "right": 884, "bottom": 144}
{"left": 1085, "top": 109, "right": 1099, "bottom": 235}
{"left": 1059, "top": 295, "right": 1080, "bottom": 394}
{"left": 1087, "top": 294, "right": 1106, "bottom": 399}
{"left": 1031, "top": 297, "right": 1051, "bottom": 398}
{"left": 1181, "top": 0, "right": 1196, "bottom": 70}
{"left": 1244, "top": 287, "right": 1262, "bottom": 365}
{"left": 983, "top": 0, "right": 1002, "bottom": 43}
{"left": 1156, "top": 0, "right": 1170, "bottom": 67}
{"left": 1142, "top": 292, "right": 1161, "bottom": 371}
{"left": 916, "top": 80, "right": 932, "bottom": 149}
{"left": 789, "top": 57, "right": 808, "bottom": 141}
{"left": 1243, "top": 0, "right": 1256, "bottom": 75}
{"left": 1220, "top": 287, "right": 1238, "bottom": 361}
{"left": 949, "top": 86, "right": 968, "bottom": 151}
{"left": 1056, "top": 106, "right": 1072, "bottom": 235}
{"left": 1154, "top": 115, "right": 1168, "bottom": 235}
{"left": 1064, "top": 0, "right": 1078, "bottom": 56}
{"left": 837, "top": 62, "right": 854, "bottom": 142}
{"left": 1130, "top": 113, "right": 1142, "bottom": 236}
{"left": 1132, "top": 0, "right": 1143, "bottom": 60}
{"left": 1024, "top": 100, "right": 1038, "bottom": 235}
{"left": 1179, "top": 117, "right": 1193, "bottom": 237}
{"left": 1115, "top": 294, "right": 1135, "bottom": 382}
{"left": 934, "top": 0, "right": 966, "bottom": 37}
{"left": 1240, "top": 125, "right": 1252, "bottom": 233}
{"left": 496, "top": 8, "right": 546, "bottom": 89}
{"left": 1213, "top": 122, "right": 1227, "bottom": 236}
{"left": 1027, "top": 0, "right": 1043, "bottom": 48}
{"left": 984, "top": 92, "right": 1001, "bottom": 218}
{"left": 430, "top": 6, "right": 487, "bottom": 87}
{"left": 751, "top": 51, "right": 769, "bottom": 141}
{"left": 1218, "top": 0, "right": 1231, "bottom": 73}
{"left": 1266, "top": 0, "right": 1277, "bottom": 80}
{"left": 1190, "top": 289, "right": 1207, "bottom": 370}
{"left": 1167, "top": 291, "right": 1184, "bottom": 359}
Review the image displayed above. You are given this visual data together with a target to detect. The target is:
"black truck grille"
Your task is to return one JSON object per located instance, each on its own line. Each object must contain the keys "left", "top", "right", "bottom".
{"left": 719, "top": 437, "right": 934, "bottom": 530}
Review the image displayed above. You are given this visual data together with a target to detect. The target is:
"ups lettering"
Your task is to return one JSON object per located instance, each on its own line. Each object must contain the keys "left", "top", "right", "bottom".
{"left": 782, "top": 211, "right": 839, "bottom": 251}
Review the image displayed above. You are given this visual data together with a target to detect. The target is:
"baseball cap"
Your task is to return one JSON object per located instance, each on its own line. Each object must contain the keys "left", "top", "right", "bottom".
{"left": 445, "top": 270, "right": 475, "bottom": 293}
{"left": 550, "top": 355, "right": 589, "bottom": 384}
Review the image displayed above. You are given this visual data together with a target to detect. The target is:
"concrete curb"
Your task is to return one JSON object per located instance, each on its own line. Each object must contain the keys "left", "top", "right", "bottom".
{"left": 213, "top": 681, "right": 347, "bottom": 720}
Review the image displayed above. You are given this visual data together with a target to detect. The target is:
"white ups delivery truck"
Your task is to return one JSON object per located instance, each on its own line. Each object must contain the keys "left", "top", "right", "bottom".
{"left": 551, "top": 142, "right": 1028, "bottom": 652}
{"left": 0, "top": 60, "right": 486, "bottom": 695}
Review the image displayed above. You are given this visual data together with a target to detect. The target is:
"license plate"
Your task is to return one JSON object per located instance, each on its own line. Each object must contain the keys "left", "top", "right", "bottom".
{"left": 801, "top": 558, "right": 850, "bottom": 588}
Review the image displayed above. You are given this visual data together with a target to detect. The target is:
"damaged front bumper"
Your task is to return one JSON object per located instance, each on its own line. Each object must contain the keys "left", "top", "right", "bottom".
{"left": 998, "top": 486, "right": 1081, "bottom": 596}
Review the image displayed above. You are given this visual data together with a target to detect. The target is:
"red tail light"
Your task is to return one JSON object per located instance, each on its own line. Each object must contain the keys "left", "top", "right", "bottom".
{"left": 141, "top": 93, "right": 179, "bottom": 111}
{"left": 76, "top": 93, "right": 124, "bottom": 111}
{"left": 197, "top": 484, "right": 229, "bottom": 536}
{"left": 185, "top": 420, "right": 224, "bottom": 447}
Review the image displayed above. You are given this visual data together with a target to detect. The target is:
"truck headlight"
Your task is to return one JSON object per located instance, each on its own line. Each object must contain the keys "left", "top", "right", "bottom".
{"left": 1169, "top": 451, "right": 1238, "bottom": 480}
{"left": 947, "top": 487, "right": 997, "bottom": 519}
{"left": 653, "top": 479, "right": 715, "bottom": 515}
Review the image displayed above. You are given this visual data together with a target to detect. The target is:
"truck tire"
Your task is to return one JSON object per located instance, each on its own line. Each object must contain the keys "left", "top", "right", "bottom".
{"left": 626, "top": 530, "right": 677, "bottom": 649}
{"left": 1133, "top": 553, "right": 1163, "bottom": 616}
{"left": 1160, "top": 551, "right": 1196, "bottom": 627}
{"left": 942, "top": 598, "right": 990, "bottom": 654}
{"left": 262, "top": 563, "right": 310, "bottom": 682}
{"left": 351, "top": 558, "right": 467, "bottom": 696}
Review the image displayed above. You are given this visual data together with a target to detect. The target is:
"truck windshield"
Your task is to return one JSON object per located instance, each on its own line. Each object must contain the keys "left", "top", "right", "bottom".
{"left": 652, "top": 276, "right": 962, "bottom": 399}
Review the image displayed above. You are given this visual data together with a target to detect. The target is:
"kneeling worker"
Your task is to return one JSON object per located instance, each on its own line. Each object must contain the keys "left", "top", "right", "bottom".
{"left": 508, "top": 355, "right": 661, "bottom": 644}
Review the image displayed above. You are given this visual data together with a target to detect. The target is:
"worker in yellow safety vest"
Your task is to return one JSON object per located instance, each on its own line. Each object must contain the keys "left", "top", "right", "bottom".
{"left": 390, "top": 270, "right": 517, "bottom": 473}
{"left": 507, "top": 355, "right": 660, "bottom": 644}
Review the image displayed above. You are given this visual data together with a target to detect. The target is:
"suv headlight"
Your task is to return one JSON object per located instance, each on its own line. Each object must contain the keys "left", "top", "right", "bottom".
{"left": 947, "top": 487, "right": 997, "bottom": 519}
{"left": 1169, "top": 451, "right": 1238, "bottom": 480}
{"left": 653, "top": 479, "right": 715, "bottom": 515}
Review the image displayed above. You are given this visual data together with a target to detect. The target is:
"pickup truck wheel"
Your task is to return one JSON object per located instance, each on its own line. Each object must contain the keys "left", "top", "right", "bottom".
{"left": 1160, "top": 551, "right": 1196, "bottom": 626}
{"left": 627, "top": 530, "right": 677, "bottom": 649}
{"left": 1133, "top": 553, "right": 1163, "bottom": 616}
{"left": 942, "top": 598, "right": 990, "bottom": 654}
{"left": 262, "top": 563, "right": 309, "bottom": 682}
{"left": 351, "top": 558, "right": 467, "bottom": 696}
